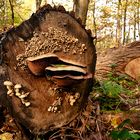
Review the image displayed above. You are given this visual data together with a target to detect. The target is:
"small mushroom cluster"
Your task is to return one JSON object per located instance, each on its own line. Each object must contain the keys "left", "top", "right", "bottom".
{"left": 48, "top": 97, "right": 62, "bottom": 113}
{"left": 16, "top": 27, "right": 87, "bottom": 70}
{"left": 69, "top": 92, "right": 80, "bottom": 106}
{"left": 3, "top": 81, "right": 30, "bottom": 107}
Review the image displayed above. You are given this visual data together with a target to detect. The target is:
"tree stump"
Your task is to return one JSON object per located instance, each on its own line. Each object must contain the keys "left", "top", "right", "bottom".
{"left": 0, "top": 5, "right": 96, "bottom": 135}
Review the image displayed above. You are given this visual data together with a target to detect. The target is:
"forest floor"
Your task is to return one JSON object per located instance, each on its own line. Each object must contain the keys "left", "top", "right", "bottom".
{"left": 0, "top": 72, "right": 140, "bottom": 140}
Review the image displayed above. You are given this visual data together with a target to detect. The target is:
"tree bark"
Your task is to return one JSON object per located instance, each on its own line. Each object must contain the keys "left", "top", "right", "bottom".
{"left": 73, "top": 0, "right": 89, "bottom": 25}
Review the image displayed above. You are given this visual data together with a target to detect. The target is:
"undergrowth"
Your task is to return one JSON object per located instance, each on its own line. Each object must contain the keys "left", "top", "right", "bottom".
{"left": 91, "top": 64, "right": 140, "bottom": 140}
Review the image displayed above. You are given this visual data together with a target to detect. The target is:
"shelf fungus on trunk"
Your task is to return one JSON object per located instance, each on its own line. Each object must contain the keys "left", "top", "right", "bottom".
{"left": 26, "top": 53, "right": 86, "bottom": 76}
{"left": 26, "top": 53, "right": 92, "bottom": 86}
{"left": 26, "top": 53, "right": 59, "bottom": 76}
{"left": 45, "top": 65, "right": 92, "bottom": 87}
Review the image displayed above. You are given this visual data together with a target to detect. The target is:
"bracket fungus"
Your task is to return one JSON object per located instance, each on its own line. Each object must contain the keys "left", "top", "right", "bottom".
{"left": 26, "top": 53, "right": 86, "bottom": 76}
{"left": 26, "top": 54, "right": 59, "bottom": 76}
{"left": 26, "top": 53, "right": 91, "bottom": 87}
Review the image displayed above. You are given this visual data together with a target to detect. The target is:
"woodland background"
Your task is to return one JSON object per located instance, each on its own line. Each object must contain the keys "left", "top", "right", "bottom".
{"left": 0, "top": 0, "right": 140, "bottom": 49}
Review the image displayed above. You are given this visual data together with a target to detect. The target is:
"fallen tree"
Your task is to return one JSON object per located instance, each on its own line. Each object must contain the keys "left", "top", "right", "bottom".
{"left": 96, "top": 41, "right": 140, "bottom": 82}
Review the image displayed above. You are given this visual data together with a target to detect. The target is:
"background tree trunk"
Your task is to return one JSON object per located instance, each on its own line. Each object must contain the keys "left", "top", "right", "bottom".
{"left": 122, "top": 0, "right": 128, "bottom": 45}
{"left": 93, "top": 0, "right": 97, "bottom": 45}
{"left": 137, "top": 0, "right": 140, "bottom": 40}
{"left": 9, "top": 0, "right": 14, "bottom": 26}
{"left": 36, "top": 0, "right": 42, "bottom": 10}
{"left": 133, "top": 14, "right": 136, "bottom": 41}
{"left": 116, "top": 0, "right": 122, "bottom": 47}
{"left": 73, "top": 0, "right": 89, "bottom": 25}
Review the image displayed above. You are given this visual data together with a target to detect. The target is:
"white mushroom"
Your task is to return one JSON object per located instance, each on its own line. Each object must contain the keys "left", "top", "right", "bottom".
{"left": 24, "top": 102, "right": 31, "bottom": 107}
{"left": 3, "top": 81, "right": 13, "bottom": 90}
{"left": 74, "top": 92, "right": 80, "bottom": 99}
{"left": 3, "top": 81, "right": 14, "bottom": 96}
{"left": 7, "top": 90, "right": 14, "bottom": 96}
{"left": 48, "top": 106, "right": 52, "bottom": 112}
{"left": 21, "top": 99, "right": 26, "bottom": 104}
{"left": 21, "top": 99, "right": 31, "bottom": 107}
{"left": 19, "top": 92, "right": 30, "bottom": 99}
{"left": 14, "top": 84, "right": 22, "bottom": 96}
{"left": 70, "top": 95, "right": 74, "bottom": 100}
{"left": 70, "top": 99, "right": 76, "bottom": 106}
{"left": 69, "top": 93, "right": 80, "bottom": 106}
{"left": 54, "top": 106, "right": 58, "bottom": 112}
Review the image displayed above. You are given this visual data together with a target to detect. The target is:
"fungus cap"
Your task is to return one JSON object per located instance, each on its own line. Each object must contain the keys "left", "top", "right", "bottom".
{"left": 4, "top": 81, "right": 13, "bottom": 86}
{"left": 14, "top": 84, "right": 22, "bottom": 89}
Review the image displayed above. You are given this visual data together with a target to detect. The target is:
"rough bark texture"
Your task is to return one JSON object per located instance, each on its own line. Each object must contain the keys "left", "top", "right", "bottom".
{"left": 0, "top": 4, "right": 96, "bottom": 135}
{"left": 96, "top": 41, "right": 140, "bottom": 82}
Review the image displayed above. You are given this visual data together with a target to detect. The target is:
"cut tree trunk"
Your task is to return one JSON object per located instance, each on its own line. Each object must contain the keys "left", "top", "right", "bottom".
{"left": 0, "top": 4, "right": 96, "bottom": 135}
{"left": 96, "top": 41, "right": 140, "bottom": 82}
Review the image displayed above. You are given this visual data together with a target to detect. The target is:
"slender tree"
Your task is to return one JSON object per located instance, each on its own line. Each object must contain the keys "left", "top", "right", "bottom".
{"left": 93, "top": 0, "right": 97, "bottom": 44}
{"left": 126, "top": 21, "right": 131, "bottom": 43}
{"left": 9, "top": 0, "right": 14, "bottom": 26}
{"left": 36, "top": 0, "right": 42, "bottom": 10}
{"left": 73, "top": 0, "right": 89, "bottom": 25}
{"left": 122, "top": 0, "right": 128, "bottom": 45}
{"left": 137, "top": 0, "right": 140, "bottom": 40}
{"left": 116, "top": 0, "right": 122, "bottom": 47}
{"left": 133, "top": 12, "right": 137, "bottom": 41}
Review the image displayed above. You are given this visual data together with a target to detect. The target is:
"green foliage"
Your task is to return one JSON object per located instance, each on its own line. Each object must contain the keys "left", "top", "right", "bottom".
{"left": 110, "top": 119, "right": 140, "bottom": 140}
{"left": 92, "top": 68, "right": 136, "bottom": 111}
{"left": 100, "top": 80, "right": 123, "bottom": 97}
{"left": 87, "top": 0, "right": 140, "bottom": 49}
{"left": 0, "top": 0, "right": 32, "bottom": 30}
